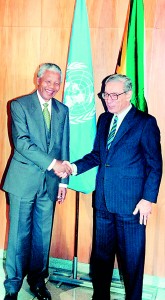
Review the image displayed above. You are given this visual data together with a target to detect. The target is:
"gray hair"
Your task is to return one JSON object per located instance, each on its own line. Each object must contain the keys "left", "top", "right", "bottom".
{"left": 105, "top": 74, "right": 132, "bottom": 92}
{"left": 37, "top": 63, "right": 62, "bottom": 82}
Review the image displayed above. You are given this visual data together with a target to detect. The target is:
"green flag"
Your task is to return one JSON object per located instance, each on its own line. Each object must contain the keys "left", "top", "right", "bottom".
{"left": 63, "top": 0, "right": 97, "bottom": 193}
{"left": 116, "top": 0, "right": 147, "bottom": 112}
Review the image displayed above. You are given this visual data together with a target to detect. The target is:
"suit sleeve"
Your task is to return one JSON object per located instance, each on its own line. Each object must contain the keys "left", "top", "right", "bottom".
{"left": 11, "top": 100, "right": 53, "bottom": 171}
{"left": 141, "top": 116, "right": 162, "bottom": 202}
{"left": 74, "top": 114, "right": 103, "bottom": 174}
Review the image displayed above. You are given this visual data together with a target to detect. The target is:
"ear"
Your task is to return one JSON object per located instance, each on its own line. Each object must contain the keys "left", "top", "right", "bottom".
{"left": 126, "top": 90, "right": 132, "bottom": 101}
{"left": 36, "top": 77, "right": 40, "bottom": 86}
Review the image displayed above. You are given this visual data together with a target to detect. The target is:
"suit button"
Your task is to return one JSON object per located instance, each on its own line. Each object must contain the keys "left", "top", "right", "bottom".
{"left": 105, "top": 164, "right": 110, "bottom": 167}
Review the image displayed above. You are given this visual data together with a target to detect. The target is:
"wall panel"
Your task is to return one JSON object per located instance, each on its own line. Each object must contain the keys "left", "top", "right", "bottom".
{"left": 0, "top": 0, "right": 41, "bottom": 27}
{"left": 87, "top": 0, "right": 130, "bottom": 28}
{"left": 144, "top": 0, "right": 157, "bottom": 28}
{"left": 42, "top": 0, "right": 74, "bottom": 28}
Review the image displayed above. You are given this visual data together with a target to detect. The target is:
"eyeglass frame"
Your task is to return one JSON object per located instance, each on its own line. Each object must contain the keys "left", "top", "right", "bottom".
{"left": 102, "top": 91, "right": 127, "bottom": 101}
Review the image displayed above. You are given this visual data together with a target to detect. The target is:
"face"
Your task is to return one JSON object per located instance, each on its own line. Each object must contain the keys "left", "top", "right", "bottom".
{"left": 104, "top": 80, "right": 132, "bottom": 114}
{"left": 37, "top": 70, "right": 61, "bottom": 101}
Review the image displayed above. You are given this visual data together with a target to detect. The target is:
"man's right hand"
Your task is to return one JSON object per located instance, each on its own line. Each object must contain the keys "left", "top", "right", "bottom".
{"left": 52, "top": 160, "right": 73, "bottom": 178}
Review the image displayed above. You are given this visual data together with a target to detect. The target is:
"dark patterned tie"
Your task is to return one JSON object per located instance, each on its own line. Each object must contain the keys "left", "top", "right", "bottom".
{"left": 107, "top": 115, "right": 118, "bottom": 149}
{"left": 43, "top": 103, "right": 51, "bottom": 130}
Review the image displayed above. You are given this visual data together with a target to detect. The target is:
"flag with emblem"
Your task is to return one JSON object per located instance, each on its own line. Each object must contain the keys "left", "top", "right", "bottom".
{"left": 63, "top": 0, "right": 97, "bottom": 193}
{"left": 116, "top": 0, "right": 148, "bottom": 112}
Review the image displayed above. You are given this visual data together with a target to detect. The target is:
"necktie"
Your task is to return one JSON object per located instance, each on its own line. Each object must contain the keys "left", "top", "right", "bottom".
{"left": 107, "top": 115, "right": 118, "bottom": 149}
{"left": 43, "top": 103, "right": 51, "bottom": 130}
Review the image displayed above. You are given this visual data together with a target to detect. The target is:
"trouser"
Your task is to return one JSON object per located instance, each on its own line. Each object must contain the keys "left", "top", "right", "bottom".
{"left": 91, "top": 209, "right": 146, "bottom": 300}
{"left": 4, "top": 177, "right": 54, "bottom": 294}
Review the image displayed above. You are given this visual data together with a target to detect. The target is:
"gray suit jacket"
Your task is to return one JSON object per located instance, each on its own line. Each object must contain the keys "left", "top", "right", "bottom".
{"left": 3, "top": 91, "right": 69, "bottom": 201}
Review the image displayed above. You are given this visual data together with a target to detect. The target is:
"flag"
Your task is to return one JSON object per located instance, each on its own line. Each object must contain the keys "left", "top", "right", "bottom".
{"left": 116, "top": 0, "right": 147, "bottom": 112}
{"left": 63, "top": 0, "right": 97, "bottom": 193}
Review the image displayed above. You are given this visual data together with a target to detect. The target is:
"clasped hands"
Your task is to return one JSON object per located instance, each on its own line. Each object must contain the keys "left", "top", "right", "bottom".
{"left": 52, "top": 160, "right": 73, "bottom": 178}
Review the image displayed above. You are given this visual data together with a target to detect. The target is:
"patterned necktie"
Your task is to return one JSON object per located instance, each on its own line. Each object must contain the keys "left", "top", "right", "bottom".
{"left": 107, "top": 115, "right": 118, "bottom": 149}
{"left": 43, "top": 103, "right": 51, "bottom": 130}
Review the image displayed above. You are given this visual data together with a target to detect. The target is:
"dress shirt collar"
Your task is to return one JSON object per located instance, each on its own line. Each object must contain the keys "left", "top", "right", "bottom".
{"left": 37, "top": 90, "right": 52, "bottom": 111}
{"left": 115, "top": 103, "right": 132, "bottom": 121}
{"left": 110, "top": 104, "right": 132, "bottom": 132}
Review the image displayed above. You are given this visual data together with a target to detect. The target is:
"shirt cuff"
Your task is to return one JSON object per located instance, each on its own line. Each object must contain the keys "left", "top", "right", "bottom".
{"left": 71, "top": 163, "right": 77, "bottom": 175}
{"left": 47, "top": 159, "right": 56, "bottom": 171}
{"left": 59, "top": 183, "right": 67, "bottom": 188}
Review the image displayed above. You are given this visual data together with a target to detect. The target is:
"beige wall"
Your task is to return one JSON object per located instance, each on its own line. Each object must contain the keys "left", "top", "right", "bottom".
{"left": 0, "top": 0, "right": 165, "bottom": 277}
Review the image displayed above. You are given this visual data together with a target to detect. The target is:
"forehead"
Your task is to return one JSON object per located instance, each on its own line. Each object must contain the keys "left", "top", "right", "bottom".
{"left": 105, "top": 80, "right": 124, "bottom": 92}
{"left": 41, "top": 70, "right": 61, "bottom": 81}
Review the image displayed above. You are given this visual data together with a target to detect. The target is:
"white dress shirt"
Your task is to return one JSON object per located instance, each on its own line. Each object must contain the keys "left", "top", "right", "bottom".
{"left": 109, "top": 104, "right": 132, "bottom": 134}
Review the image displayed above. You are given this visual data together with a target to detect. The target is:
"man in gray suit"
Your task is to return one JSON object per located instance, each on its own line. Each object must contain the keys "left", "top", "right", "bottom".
{"left": 64, "top": 74, "right": 162, "bottom": 300}
{"left": 3, "top": 63, "right": 72, "bottom": 300}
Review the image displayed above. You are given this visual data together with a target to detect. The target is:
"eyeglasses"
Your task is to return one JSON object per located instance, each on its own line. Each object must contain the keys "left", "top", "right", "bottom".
{"left": 102, "top": 91, "right": 126, "bottom": 101}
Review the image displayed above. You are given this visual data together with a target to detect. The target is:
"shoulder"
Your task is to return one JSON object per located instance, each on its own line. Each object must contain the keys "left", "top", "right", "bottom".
{"left": 52, "top": 98, "right": 69, "bottom": 112}
{"left": 98, "top": 111, "right": 112, "bottom": 123}
{"left": 11, "top": 91, "right": 36, "bottom": 107}
{"left": 96, "top": 112, "right": 112, "bottom": 130}
{"left": 132, "top": 107, "right": 159, "bottom": 133}
{"left": 132, "top": 106, "right": 157, "bottom": 122}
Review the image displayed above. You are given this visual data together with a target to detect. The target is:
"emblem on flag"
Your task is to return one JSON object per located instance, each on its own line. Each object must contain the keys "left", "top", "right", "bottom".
{"left": 64, "top": 62, "right": 95, "bottom": 124}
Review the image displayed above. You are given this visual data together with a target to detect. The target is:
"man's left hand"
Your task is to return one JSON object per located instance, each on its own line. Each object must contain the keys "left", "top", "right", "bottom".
{"left": 133, "top": 199, "right": 152, "bottom": 225}
{"left": 56, "top": 187, "right": 67, "bottom": 204}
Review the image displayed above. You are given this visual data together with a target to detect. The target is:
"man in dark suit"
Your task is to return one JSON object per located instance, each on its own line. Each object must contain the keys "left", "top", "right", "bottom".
{"left": 65, "top": 74, "right": 162, "bottom": 300}
{"left": 3, "top": 63, "right": 72, "bottom": 300}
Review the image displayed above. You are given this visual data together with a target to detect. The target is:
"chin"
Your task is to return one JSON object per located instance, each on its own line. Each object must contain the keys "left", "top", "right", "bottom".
{"left": 43, "top": 95, "right": 52, "bottom": 101}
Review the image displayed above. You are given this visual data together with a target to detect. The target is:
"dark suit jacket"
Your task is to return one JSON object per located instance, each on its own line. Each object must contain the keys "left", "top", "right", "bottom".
{"left": 75, "top": 105, "right": 162, "bottom": 213}
{"left": 3, "top": 91, "right": 69, "bottom": 202}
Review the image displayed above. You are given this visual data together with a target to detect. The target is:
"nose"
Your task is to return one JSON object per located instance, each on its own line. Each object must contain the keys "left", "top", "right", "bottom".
{"left": 46, "top": 81, "right": 54, "bottom": 89}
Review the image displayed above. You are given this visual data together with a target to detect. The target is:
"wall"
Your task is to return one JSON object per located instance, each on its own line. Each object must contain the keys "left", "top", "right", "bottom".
{"left": 0, "top": 0, "right": 165, "bottom": 277}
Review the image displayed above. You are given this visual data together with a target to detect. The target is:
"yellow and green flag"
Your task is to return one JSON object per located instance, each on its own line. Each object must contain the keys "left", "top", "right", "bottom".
{"left": 116, "top": 0, "right": 147, "bottom": 112}
{"left": 63, "top": 0, "right": 97, "bottom": 193}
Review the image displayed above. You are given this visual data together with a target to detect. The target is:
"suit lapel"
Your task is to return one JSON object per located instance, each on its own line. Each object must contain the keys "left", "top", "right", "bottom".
{"left": 30, "top": 92, "right": 48, "bottom": 152}
{"left": 49, "top": 99, "right": 60, "bottom": 153}
{"left": 110, "top": 106, "right": 137, "bottom": 149}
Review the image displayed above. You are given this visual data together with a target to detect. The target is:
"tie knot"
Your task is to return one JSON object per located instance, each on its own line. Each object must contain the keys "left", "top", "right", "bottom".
{"left": 43, "top": 102, "right": 49, "bottom": 108}
{"left": 114, "top": 115, "right": 118, "bottom": 122}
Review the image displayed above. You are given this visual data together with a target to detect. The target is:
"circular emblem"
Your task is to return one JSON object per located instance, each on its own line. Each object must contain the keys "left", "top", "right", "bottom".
{"left": 64, "top": 62, "right": 96, "bottom": 124}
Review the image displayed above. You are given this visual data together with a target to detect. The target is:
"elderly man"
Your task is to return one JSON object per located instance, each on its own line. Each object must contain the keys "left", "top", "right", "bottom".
{"left": 3, "top": 63, "right": 72, "bottom": 300}
{"left": 65, "top": 74, "right": 162, "bottom": 300}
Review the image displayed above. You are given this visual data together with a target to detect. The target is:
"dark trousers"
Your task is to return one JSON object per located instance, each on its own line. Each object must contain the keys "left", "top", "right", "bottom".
{"left": 4, "top": 176, "right": 54, "bottom": 294}
{"left": 91, "top": 209, "right": 146, "bottom": 300}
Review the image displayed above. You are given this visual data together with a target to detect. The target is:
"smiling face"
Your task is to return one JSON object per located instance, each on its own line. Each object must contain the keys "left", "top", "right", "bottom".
{"left": 37, "top": 70, "right": 61, "bottom": 101}
{"left": 104, "top": 80, "right": 132, "bottom": 114}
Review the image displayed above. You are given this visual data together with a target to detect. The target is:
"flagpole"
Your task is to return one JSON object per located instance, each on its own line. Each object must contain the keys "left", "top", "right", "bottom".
{"left": 73, "top": 191, "right": 80, "bottom": 279}
{"left": 49, "top": 191, "right": 92, "bottom": 288}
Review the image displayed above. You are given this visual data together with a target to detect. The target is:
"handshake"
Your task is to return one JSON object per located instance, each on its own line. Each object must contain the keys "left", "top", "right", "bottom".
{"left": 52, "top": 160, "right": 75, "bottom": 178}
